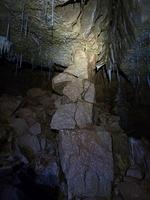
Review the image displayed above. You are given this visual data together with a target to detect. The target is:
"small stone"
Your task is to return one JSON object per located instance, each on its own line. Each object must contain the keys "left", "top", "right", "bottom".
{"left": 50, "top": 103, "right": 76, "bottom": 130}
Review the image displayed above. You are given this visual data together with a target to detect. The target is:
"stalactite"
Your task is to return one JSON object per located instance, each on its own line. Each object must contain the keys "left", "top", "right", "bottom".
{"left": 107, "top": 68, "right": 112, "bottom": 82}
{"left": 21, "top": 4, "right": 25, "bottom": 33}
{"left": 24, "top": 15, "right": 28, "bottom": 37}
{"left": 15, "top": 54, "right": 19, "bottom": 76}
{"left": 147, "top": 74, "right": 150, "bottom": 88}
{"left": 44, "top": 0, "right": 48, "bottom": 23}
{"left": 6, "top": 23, "right": 10, "bottom": 39}
{"left": 51, "top": 0, "right": 54, "bottom": 27}
{"left": 0, "top": 36, "right": 12, "bottom": 55}
{"left": 19, "top": 53, "right": 22, "bottom": 68}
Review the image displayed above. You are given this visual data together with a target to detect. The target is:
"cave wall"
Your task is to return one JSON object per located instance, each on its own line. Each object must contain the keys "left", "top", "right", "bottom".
{"left": 0, "top": 0, "right": 109, "bottom": 69}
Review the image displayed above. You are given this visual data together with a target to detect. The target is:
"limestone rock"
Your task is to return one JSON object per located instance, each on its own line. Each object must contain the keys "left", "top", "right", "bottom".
{"left": 116, "top": 178, "right": 150, "bottom": 200}
{"left": 17, "top": 134, "right": 41, "bottom": 155}
{"left": 0, "top": 95, "right": 22, "bottom": 117}
{"left": 83, "top": 80, "right": 95, "bottom": 103}
{"left": 11, "top": 118, "right": 29, "bottom": 136}
{"left": 58, "top": 127, "right": 113, "bottom": 199}
{"left": 65, "top": 49, "right": 89, "bottom": 79}
{"left": 63, "top": 79, "right": 83, "bottom": 102}
{"left": 80, "top": 0, "right": 98, "bottom": 37}
{"left": 50, "top": 103, "right": 76, "bottom": 130}
{"left": 126, "top": 166, "right": 143, "bottom": 179}
{"left": 27, "top": 88, "right": 47, "bottom": 98}
{"left": 56, "top": 4, "right": 80, "bottom": 26}
{"left": 75, "top": 101, "right": 93, "bottom": 128}
{"left": 29, "top": 122, "right": 41, "bottom": 136}
{"left": 52, "top": 73, "right": 76, "bottom": 94}
{"left": 35, "top": 154, "right": 59, "bottom": 186}
{"left": 17, "top": 108, "right": 36, "bottom": 126}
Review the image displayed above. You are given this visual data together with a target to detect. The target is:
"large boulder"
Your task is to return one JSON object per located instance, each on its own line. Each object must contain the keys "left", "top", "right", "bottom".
{"left": 58, "top": 126, "right": 113, "bottom": 200}
{"left": 50, "top": 103, "right": 76, "bottom": 130}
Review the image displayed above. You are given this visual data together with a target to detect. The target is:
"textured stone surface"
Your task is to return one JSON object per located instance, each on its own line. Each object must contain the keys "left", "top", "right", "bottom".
{"left": 52, "top": 73, "right": 76, "bottom": 94}
{"left": 116, "top": 178, "right": 150, "bottom": 200}
{"left": 63, "top": 79, "right": 83, "bottom": 102}
{"left": 29, "top": 122, "right": 41, "bottom": 136}
{"left": 50, "top": 103, "right": 76, "bottom": 130}
{"left": 58, "top": 127, "right": 113, "bottom": 200}
{"left": 65, "top": 49, "right": 89, "bottom": 79}
{"left": 11, "top": 118, "right": 29, "bottom": 136}
{"left": 83, "top": 80, "right": 95, "bottom": 103}
{"left": 17, "top": 134, "right": 41, "bottom": 154}
{"left": 75, "top": 101, "right": 93, "bottom": 128}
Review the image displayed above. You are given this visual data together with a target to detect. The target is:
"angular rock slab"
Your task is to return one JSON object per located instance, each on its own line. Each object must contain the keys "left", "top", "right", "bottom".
{"left": 58, "top": 127, "right": 113, "bottom": 200}
{"left": 50, "top": 103, "right": 76, "bottom": 130}
{"left": 83, "top": 80, "right": 95, "bottom": 103}
{"left": 75, "top": 101, "right": 93, "bottom": 128}
{"left": 65, "top": 49, "right": 89, "bottom": 79}
{"left": 63, "top": 79, "right": 83, "bottom": 102}
{"left": 52, "top": 72, "right": 77, "bottom": 94}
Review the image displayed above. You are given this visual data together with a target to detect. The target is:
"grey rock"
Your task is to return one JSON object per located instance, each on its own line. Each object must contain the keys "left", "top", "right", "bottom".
{"left": 17, "top": 134, "right": 41, "bottom": 154}
{"left": 65, "top": 49, "right": 89, "bottom": 79}
{"left": 63, "top": 79, "right": 83, "bottom": 102}
{"left": 52, "top": 72, "right": 76, "bottom": 94}
{"left": 50, "top": 103, "right": 76, "bottom": 130}
{"left": 80, "top": 0, "right": 98, "bottom": 37}
{"left": 83, "top": 80, "right": 95, "bottom": 103}
{"left": 29, "top": 122, "right": 41, "bottom": 136}
{"left": 117, "top": 178, "right": 150, "bottom": 200}
{"left": 75, "top": 101, "right": 93, "bottom": 128}
{"left": 58, "top": 127, "right": 113, "bottom": 199}
{"left": 126, "top": 166, "right": 143, "bottom": 179}
{"left": 35, "top": 155, "right": 59, "bottom": 186}
{"left": 11, "top": 118, "right": 29, "bottom": 136}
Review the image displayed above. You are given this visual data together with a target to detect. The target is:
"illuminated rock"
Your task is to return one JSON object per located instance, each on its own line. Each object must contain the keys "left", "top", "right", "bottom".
{"left": 52, "top": 72, "right": 76, "bottom": 94}
{"left": 65, "top": 49, "right": 89, "bottom": 79}
{"left": 63, "top": 79, "right": 83, "bottom": 102}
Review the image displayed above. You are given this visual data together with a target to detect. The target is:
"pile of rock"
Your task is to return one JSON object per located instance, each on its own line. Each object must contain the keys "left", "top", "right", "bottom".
{"left": 50, "top": 49, "right": 114, "bottom": 200}
{"left": 0, "top": 88, "right": 59, "bottom": 189}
